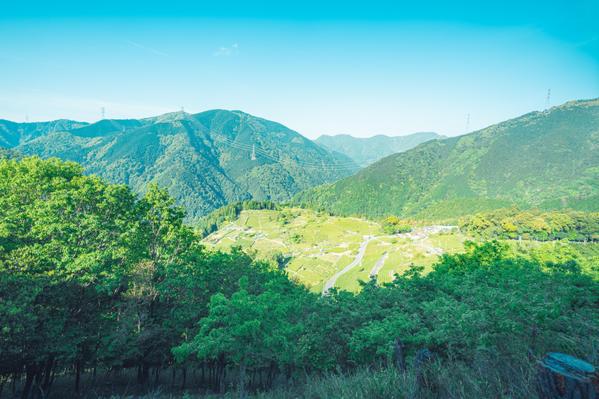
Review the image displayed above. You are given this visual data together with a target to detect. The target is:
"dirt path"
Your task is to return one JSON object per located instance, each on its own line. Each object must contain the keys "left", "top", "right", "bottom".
{"left": 322, "top": 235, "right": 373, "bottom": 294}
{"left": 369, "top": 252, "right": 389, "bottom": 278}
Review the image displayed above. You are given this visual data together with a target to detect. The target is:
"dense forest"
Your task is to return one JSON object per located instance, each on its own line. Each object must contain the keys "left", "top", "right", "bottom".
{"left": 1, "top": 157, "right": 598, "bottom": 398}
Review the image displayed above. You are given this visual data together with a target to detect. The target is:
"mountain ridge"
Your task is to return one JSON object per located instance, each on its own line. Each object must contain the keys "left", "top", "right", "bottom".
{"left": 0, "top": 110, "right": 359, "bottom": 220}
{"left": 296, "top": 98, "right": 599, "bottom": 220}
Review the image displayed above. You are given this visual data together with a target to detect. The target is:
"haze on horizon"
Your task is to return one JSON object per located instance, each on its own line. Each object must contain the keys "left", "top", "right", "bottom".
{"left": 1, "top": 0, "right": 598, "bottom": 138}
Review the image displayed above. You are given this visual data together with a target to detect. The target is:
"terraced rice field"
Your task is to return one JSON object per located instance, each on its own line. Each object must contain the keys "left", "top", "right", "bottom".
{"left": 203, "top": 208, "right": 468, "bottom": 292}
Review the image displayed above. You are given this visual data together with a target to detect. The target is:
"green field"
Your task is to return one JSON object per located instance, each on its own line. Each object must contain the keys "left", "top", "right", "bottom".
{"left": 203, "top": 208, "right": 468, "bottom": 292}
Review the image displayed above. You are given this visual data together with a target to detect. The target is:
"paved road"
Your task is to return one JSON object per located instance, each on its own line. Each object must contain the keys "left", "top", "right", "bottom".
{"left": 322, "top": 235, "right": 373, "bottom": 295}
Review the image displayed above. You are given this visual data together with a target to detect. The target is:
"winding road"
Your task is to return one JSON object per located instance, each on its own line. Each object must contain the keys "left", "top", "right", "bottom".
{"left": 322, "top": 235, "right": 374, "bottom": 295}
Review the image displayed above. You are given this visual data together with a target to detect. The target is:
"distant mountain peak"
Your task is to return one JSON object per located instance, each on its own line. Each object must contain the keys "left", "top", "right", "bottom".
{"left": 147, "top": 110, "right": 190, "bottom": 123}
{"left": 315, "top": 131, "right": 442, "bottom": 167}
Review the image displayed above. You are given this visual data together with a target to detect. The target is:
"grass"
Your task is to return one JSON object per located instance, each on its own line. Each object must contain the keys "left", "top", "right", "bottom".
{"left": 95, "top": 356, "right": 542, "bottom": 399}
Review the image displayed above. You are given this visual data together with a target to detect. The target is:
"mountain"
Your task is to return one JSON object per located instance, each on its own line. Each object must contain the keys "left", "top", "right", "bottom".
{"left": 0, "top": 119, "right": 88, "bottom": 147}
{"left": 296, "top": 99, "right": 599, "bottom": 220}
{"left": 0, "top": 110, "right": 358, "bottom": 220}
{"left": 315, "top": 132, "right": 442, "bottom": 166}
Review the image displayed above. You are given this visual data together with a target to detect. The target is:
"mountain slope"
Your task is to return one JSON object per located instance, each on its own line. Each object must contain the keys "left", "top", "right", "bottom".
{"left": 315, "top": 132, "right": 442, "bottom": 166}
{"left": 0, "top": 119, "right": 88, "bottom": 147}
{"left": 1, "top": 110, "right": 358, "bottom": 219}
{"left": 296, "top": 99, "right": 599, "bottom": 219}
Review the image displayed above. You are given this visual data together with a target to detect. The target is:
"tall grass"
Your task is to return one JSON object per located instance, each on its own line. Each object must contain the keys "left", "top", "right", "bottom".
{"left": 95, "top": 356, "right": 543, "bottom": 399}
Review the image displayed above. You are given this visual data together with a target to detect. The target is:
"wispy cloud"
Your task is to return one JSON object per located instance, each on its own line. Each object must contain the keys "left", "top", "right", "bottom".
{"left": 125, "top": 40, "right": 169, "bottom": 57}
{"left": 214, "top": 43, "right": 239, "bottom": 57}
{"left": 575, "top": 35, "right": 599, "bottom": 48}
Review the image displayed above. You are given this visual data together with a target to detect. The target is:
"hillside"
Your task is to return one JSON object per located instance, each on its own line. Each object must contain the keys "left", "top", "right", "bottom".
{"left": 0, "top": 119, "right": 88, "bottom": 147}
{"left": 315, "top": 131, "right": 442, "bottom": 166}
{"left": 297, "top": 99, "right": 599, "bottom": 219}
{"left": 0, "top": 110, "right": 358, "bottom": 219}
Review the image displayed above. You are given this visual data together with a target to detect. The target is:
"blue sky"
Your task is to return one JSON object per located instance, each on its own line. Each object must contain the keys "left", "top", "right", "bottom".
{"left": 1, "top": 1, "right": 598, "bottom": 138}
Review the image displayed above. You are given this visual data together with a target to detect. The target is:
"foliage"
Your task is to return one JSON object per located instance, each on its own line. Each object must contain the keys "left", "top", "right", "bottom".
{"left": 0, "top": 157, "right": 281, "bottom": 398}
{"left": 381, "top": 216, "right": 413, "bottom": 234}
{"left": 460, "top": 208, "right": 599, "bottom": 242}
{"left": 179, "top": 241, "right": 598, "bottom": 397}
{"left": 1, "top": 157, "right": 597, "bottom": 398}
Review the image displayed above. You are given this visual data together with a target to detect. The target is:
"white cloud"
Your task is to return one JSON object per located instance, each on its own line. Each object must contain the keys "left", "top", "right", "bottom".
{"left": 214, "top": 43, "right": 239, "bottom": 57}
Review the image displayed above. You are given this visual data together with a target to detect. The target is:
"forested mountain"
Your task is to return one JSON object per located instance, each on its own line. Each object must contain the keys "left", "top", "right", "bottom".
{"left": 315, "top": 132, "right": 442, "bottom": 166}
{"left": 297, "top": 98, "right": 599, "bottom": 219}
{"left": 0, "top": 110, "right": 358, "bottom": 219}
{"left": 0, "top": 119, "right": 87, "bottom": 147}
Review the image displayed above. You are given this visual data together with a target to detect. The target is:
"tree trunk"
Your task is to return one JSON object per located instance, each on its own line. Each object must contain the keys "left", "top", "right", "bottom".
{"left": 41, "top": 357, "right": 53, "bottom": 391}
{"left": 12, "top": 372, "right": 17, "bottom": 396}
{"left": 21, "top": 364, "right": 37, "bottom": 399}
{"left": 393, "top": 338, "right": 406, "bottom": 372}
{"left": 238, "top": 361, "right": 247, "bottom": 399}
{"left": 154, "top": 366, "right": 160, "bottom": 385}
{"left": 75, "top": 360, "right": 82, "bottom": 395}
{"left": 142, "top": 363, "right": 150, "bottom": 385}
{"left": 181, "top": 367, "right": 187, "bottom": 390}
{"left": 218, "top": 357, "right": 226, "bottom": 394}
{"left": 92, "top": 366, "right": 97, "bottom": 386}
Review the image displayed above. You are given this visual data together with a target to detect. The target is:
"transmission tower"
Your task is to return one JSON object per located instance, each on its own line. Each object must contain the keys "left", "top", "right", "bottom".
{"left": 101, "top": 107, "right": 106, "bottom": 119}
{"left": 251, "top": 144, "right": 256, "bottom": 161}
{"left": 465, "top": 113, "right": 470, "bottom": 132}
{"left": 545, "top": 89, "right": 551, "bottom": 110}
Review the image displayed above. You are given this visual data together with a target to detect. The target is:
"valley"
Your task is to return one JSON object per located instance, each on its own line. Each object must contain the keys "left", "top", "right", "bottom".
{"left": 203, "top": 207, "right": 599, "bottom": 292}
{"left": 204, "top": 208, "right": 467, "bottom": 292}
